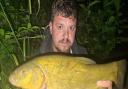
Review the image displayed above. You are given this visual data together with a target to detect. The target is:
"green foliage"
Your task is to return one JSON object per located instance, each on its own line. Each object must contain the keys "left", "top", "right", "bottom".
{"left": 77, "top": 0, "right": 120, "bottom": 60}
{"left": 0, "top": 55, "right": 19, "bottom": 89}
{"left": 0, "top": 0, "right": 50, "bottom": 88}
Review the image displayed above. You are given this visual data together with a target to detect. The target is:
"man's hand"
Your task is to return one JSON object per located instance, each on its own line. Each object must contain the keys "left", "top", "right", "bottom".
{"left": 97, "top": 80, "right": 112, "bottom": 89}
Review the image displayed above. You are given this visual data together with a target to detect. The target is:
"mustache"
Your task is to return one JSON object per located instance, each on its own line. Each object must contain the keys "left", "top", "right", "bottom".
{"left": 59, "top": 38, "right": 71, "bottom": 44}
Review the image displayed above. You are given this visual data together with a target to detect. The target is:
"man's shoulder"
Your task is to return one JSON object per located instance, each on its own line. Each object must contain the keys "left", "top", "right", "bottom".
{"left": 32, "top": 30, "right": 52, "bottom": 56}
{"left": 72, "top": 41, "right": 88, "bottom": 55}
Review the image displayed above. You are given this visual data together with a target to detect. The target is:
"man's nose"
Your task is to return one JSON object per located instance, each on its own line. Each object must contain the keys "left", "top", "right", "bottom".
{"left": 64, "top": 30, "right": 69, "bottom": 39}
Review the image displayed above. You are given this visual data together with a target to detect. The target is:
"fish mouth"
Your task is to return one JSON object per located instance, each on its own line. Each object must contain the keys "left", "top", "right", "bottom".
{"left": 9, "top": 74, "right": 17, "bottom": 86}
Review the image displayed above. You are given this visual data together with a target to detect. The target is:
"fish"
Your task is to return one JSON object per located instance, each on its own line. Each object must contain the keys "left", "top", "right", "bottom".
{"left": 9, "top": 54, "right": 126, "bottom": 89}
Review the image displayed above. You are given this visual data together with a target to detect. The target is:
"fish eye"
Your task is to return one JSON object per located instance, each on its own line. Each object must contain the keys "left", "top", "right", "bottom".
{"left": 21, "top": 70, "right": 28, "bottom": 75}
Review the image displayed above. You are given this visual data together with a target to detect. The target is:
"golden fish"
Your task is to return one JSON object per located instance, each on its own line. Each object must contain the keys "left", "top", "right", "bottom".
{"left": 9, "top": 54, "right": 126, "bottom": 89}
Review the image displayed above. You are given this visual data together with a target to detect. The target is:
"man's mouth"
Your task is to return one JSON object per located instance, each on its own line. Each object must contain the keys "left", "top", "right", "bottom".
{"left": 59, "top": 39, "right": 71, "bottom": 44}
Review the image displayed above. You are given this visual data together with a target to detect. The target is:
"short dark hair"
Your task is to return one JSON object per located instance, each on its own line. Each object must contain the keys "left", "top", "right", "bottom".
{"left": 51, "top": 0, "right": 78, "bottom": 21}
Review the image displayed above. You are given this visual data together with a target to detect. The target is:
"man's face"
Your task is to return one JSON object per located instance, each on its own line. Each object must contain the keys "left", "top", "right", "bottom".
{"left": 49, "top": 15, "right": 77, "bottom": 53}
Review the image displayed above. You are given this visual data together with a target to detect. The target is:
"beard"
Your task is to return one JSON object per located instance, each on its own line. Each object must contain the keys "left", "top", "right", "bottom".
{"left": 53, "top": 38, "right": 72, "bottom": 53}
{"left": 55, "top": 45, "right": 70, "bottom": 53}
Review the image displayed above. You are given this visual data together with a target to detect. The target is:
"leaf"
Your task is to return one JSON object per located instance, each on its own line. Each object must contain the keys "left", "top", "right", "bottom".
{"left": 88, "top": 0, "right": 100, "bottom": 9}
{"left": 104, "top": 0, "right": 113, "bottom": 7}
{"left": 5, "top": 34, "right": 12, "bottom": 39}
{"left": 18, "top": 27, "right": 27, "bottom": 32}
{"left": 11, "top": 54, "right": 19, "bottom": 66}
{"left": 5, "top": 32, "right": 13, "bottom": 39}
{"left": 32, "top": 26, "right": 40, "bottom": 30}
{"left": 0, "top": 28, "right": 4, "bottom": 37}
{"left": 108, "top": 16, "right": 115, "bottom": 23}
{"left": 79, "top": 4, "right": 88, "bottom": 15}
{"left": 113, "top": 0, "right": 120, "bottom": 12}
{"left": 36, "top": 0, "right": 41, "bottom": 16}
{"left": 80, "top": 4, "right": 93, "bottom": 20}
{"left": 0, "top": 11, "right": 4, "bottom": 18}
{"left": 27, "top": 22, "right": 32, "bottom": 29}
{"left": 28, "top": 0, "right": 32, "bottom": 14}
{"left": 27, "top": 23, "right": 34, "bottom": 31}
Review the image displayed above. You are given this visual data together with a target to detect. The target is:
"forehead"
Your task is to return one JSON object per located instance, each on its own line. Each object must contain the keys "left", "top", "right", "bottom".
{"left": 53, "top": 15, "right": 77, "bottom": 25}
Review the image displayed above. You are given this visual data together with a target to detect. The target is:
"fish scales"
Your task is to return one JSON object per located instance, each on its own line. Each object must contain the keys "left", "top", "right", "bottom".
{"left": 9, "top": 54, "right": 126, "bottom": 89}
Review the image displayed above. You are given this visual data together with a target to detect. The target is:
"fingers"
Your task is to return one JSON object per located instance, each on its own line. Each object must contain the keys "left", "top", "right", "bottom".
{"left": 97, "top": 80, "right": 112, "bottom": 89}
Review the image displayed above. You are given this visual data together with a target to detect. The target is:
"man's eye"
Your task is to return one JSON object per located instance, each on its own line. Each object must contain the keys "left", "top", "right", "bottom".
{"left": 58, "top": 25, "right": 63, "bottom": 30}
{"left": 70, "top": 27, "right": 76, "bottom": 31}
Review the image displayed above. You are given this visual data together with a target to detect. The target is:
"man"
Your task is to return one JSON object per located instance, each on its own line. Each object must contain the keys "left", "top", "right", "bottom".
{"left": 40, "top": 0, "right": 87, "bottom": 55}
{"left": 39, "top": 0, "right": 113, "bottom": 88}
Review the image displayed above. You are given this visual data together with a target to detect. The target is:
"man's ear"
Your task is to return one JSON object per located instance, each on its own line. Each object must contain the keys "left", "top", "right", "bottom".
{"left": 49, "top": 21, "right": 52, "bottom": 35}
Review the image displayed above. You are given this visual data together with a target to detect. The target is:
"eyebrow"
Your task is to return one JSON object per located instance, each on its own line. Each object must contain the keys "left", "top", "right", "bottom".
{"left": 56, "top": 23, "right": 63, "bottom": 26}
